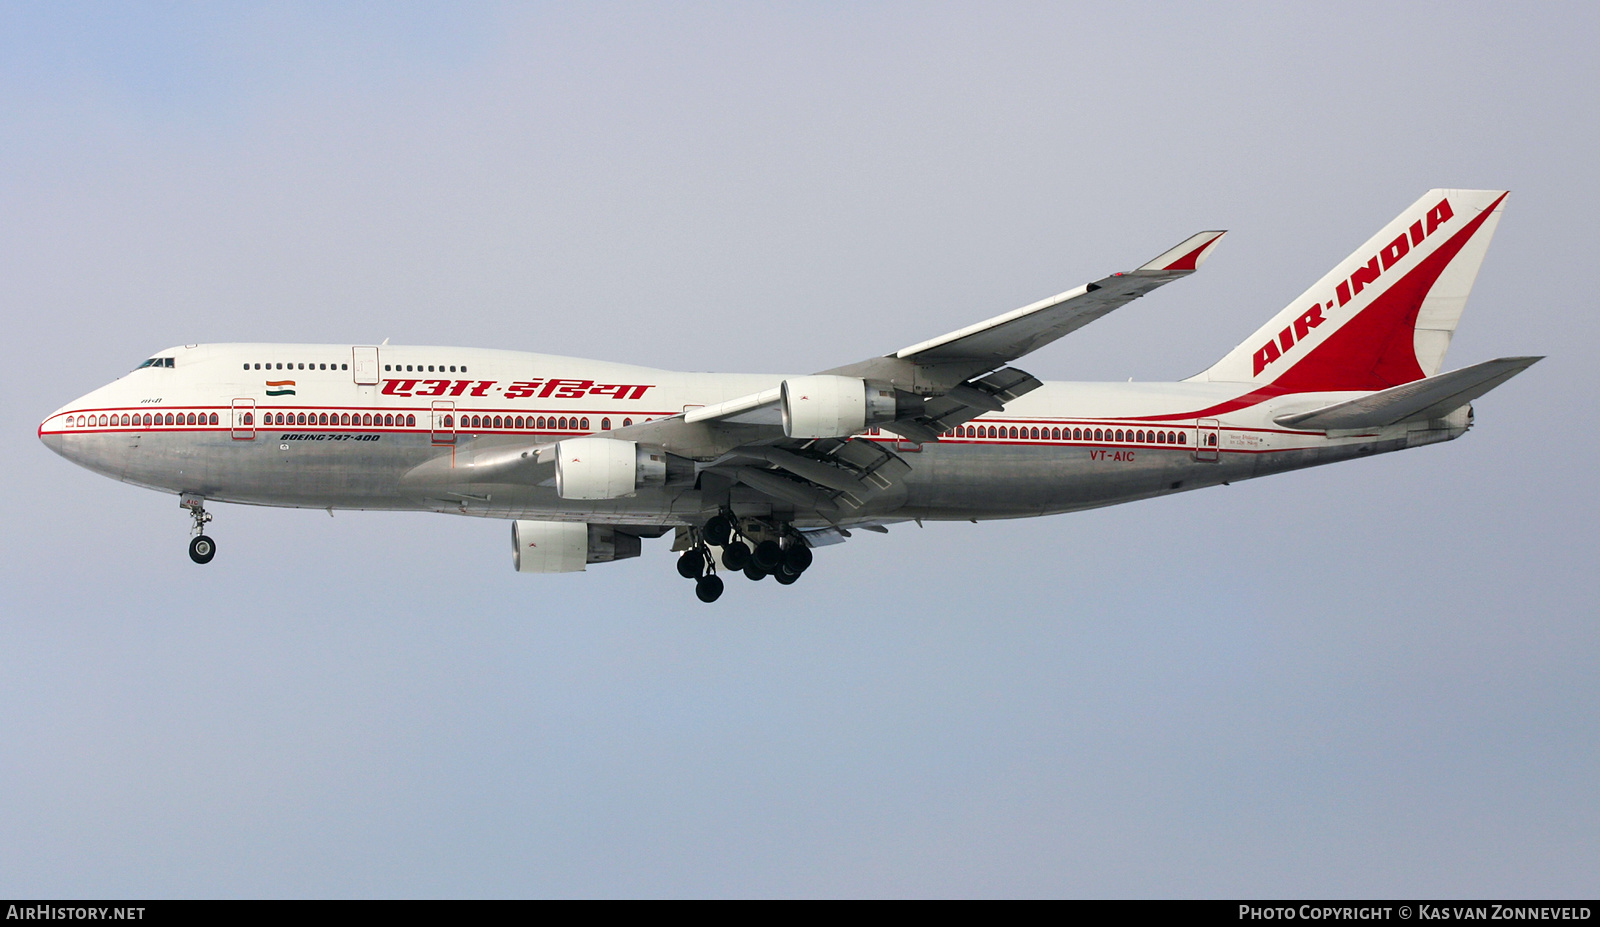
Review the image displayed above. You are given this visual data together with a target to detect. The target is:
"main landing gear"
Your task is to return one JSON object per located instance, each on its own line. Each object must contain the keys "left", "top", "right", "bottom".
{"left": 675, "top": 513, "right": 815, "bottom": 603}
{"left": 181, "top": 493, "right": 216, "bottom": 565}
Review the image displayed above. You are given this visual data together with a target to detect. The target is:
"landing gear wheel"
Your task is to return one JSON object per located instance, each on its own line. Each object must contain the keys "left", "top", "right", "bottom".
{"left": 752, "top": 539, "right": 784, "bottom": 572}
{"left": 743, "top": 564, "right": 768, "bottom": 582}
{"left": 695, "top": 574, "right": 725, "bottom": 603}
{"left": 703, "top": 515, "right": 733, "bottom": 548}
{"left": 189, "top": 535, "right": 216, "bottom": 565}
{"left": 782, "top": 543, "right": 813, "bottom": 574}
{"left": 774, "top": 568, "right": 799, "bottom": 585}
{"left": 721, "top": 540, "right": 751, "bottom": 572}
{"left": 677, "top": 549, "right": 706, "bottom": 579}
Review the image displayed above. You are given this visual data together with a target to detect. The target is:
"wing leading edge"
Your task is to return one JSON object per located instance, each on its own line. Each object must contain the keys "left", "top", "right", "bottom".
{"left": 821, "top": 229, "right": 1226, "bottom": 392}
{"left": 681, "top": 229, "right": 1228, "bottom": 437}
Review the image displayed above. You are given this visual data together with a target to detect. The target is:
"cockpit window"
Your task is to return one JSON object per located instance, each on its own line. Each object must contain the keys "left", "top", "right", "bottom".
{"left": 135, "top": 357, "right": 174, "bottom": 370}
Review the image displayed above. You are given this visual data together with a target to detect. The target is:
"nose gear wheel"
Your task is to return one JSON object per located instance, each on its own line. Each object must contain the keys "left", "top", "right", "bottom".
{"left": 180, "top": 494, "right": 216, "bottom": 565}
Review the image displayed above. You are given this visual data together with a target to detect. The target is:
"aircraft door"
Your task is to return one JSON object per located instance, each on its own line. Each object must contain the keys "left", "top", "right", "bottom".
{"left": 231, "top": 399, "right": 256, "bottom": 440}
{"left": 432, "top": 400, "right": 456, "bottom": 445}
{"left": 352, "top": 346, "right": 379, "bottom": 385}
{"left": 1195, "top": 418, "right": 1220, "bottom": 462}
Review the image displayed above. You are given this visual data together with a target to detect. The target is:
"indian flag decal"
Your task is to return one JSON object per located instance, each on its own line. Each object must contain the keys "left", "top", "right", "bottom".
{"left": 265, "top": 380, "right": 297, "bottom": 397}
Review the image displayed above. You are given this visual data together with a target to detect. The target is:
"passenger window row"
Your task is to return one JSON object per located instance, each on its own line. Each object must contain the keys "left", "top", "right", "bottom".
{"left": 245, "top": 362, "right": 348, "bottom": 371}
{"left": 950, "top": 424, "right": 1189, "bottom": 445}
{"left": 440, "top": 414, "right": 638, "bottom": 431}
{"left": 244, "top": 412, "right": 418, "bottom": 427}
{"left": 69, "top": 412, "right": 218, "bottom": 428}
{"left": 385, "top": 364, "right": 466, "bottom": 373}
{"left": 67, "top": 409, "right": 645, "bottom": 432}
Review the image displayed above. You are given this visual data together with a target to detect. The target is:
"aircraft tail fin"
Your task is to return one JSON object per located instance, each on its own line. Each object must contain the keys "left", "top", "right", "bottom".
{"left": 1191, "top": 189, "right": 1509, "bottom": 390}
{"left": 1273, "top": 355, "right": 1540, "bottom": 430}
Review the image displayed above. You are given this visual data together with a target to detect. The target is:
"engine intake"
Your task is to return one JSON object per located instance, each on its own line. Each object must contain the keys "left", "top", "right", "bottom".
{"left": 554, "top": 437, "right": 668, "bottom": 500}
{"left": 780, "top": 375, "right": 904, "bottom": 439}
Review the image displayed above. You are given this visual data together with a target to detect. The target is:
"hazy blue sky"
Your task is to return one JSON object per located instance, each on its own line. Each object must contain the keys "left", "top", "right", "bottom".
{"left": 3, "top": 1, "right": 1596, "bottom": 897}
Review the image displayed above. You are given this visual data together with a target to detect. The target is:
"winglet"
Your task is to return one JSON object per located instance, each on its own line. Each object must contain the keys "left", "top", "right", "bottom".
{"left": 1136, "top": 230, "right": 1228, "bottom": 273}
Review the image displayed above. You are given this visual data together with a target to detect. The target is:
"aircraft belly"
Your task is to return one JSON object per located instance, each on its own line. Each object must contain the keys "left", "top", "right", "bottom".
{"left": 901, "top": 442, "right": 1215, "bottom": 517}
{"left": 46, "top": 433, "right": 132, "bottom": 484}
{"left": 120, "top": 431, "right": 431, "bottom": 510}
{"left": 72, "top": 415, "right": 1465, "bottom": 525}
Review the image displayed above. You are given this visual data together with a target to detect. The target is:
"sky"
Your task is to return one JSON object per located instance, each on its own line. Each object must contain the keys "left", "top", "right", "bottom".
{"left": 2, "top": 1, "right": 1596, "bottom": 898}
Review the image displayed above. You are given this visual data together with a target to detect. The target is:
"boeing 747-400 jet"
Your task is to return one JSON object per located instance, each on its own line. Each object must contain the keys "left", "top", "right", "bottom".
{"left": 40, "top": 189, "right": 1537, "bottom": 602}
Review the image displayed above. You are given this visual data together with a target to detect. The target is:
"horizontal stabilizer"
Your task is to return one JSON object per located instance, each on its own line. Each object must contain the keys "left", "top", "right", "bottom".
{"left": 1275, "top": 356, "right": 1541, "bottom": 430}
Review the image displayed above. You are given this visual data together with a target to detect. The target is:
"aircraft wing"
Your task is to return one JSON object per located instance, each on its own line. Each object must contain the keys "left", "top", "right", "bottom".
{"left": 821, "top": 230, "right": 1226, "bottom": 390}
{"left": 406, "top": 231, "right": 1226, "bottom": 519}
{"left": 675, "top": 229, "right": 1227, "bottom": 442}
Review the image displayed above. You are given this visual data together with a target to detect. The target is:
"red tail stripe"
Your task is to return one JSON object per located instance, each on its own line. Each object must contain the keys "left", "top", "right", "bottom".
{"left": 1136, "top": 192, "right": 1507, "bottom": 421}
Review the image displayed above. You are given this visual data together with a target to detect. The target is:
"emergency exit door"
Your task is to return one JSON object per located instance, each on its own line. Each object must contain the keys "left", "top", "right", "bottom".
{"left": 432, "top": 400, "right": 456, "bottom": 445}
{"left": 231, "top": 399, "right": 256, "bottom": 440}
{"left": 352, "top": 346, "right": 379, "bottom": 385}
{"left": 1195, "top": 418, "right": 1220, "bottom": 462}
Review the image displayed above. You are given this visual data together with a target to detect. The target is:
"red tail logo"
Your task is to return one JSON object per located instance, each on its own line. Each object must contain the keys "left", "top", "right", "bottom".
{"left": 1251, "top": 198, "right": 1455, "bottom": 376}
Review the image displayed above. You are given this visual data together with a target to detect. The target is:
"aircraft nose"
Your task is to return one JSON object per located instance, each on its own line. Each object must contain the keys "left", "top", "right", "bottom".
{"left": 39, "top": 400, "right": 83, "bottom": 459}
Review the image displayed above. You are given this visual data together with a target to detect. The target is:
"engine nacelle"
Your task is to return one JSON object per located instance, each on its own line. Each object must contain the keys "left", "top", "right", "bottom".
{"left": 780, "top": 375, "right": 901, "bottom": 439}
{"left": 512, "top": 521, "right": 643, "bottom": 573}
{"left": 554, "top": 437, "right": 668, "bottom": 500}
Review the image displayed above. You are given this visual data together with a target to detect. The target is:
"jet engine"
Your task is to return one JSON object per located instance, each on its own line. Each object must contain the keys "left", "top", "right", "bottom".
{"left": 512, "top": 521, "right": 643, "bottom": 573}
{"left": 554, "top": 437, "right": 668, "bottom": 500}
{"left": 780, "top": 375, "right": 906, "bottom": 439}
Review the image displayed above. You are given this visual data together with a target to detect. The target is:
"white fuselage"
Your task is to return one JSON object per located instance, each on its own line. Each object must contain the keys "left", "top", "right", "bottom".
{"left": 39, "top": 343, "right": 1469, "bottom": 528}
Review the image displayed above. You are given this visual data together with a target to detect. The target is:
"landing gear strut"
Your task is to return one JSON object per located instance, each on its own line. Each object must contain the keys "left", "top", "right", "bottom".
{"left": 677, "top": 514, "right": 814, "bottom": 601}
{"left": 181, "top": 493, "right": 216, "bottom": 565}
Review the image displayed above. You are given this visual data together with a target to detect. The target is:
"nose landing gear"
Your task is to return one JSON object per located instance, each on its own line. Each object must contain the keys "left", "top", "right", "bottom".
{"left": 189, "top": 535, "right": 216, "bottom": 564}
{"left": 181, "top": 493, "right": 216, "bottom": 564}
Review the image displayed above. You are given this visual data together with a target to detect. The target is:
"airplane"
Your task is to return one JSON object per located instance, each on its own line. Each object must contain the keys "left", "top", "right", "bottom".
{"left": 39, "top": 189, "right": 1538, "bottom": 603}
